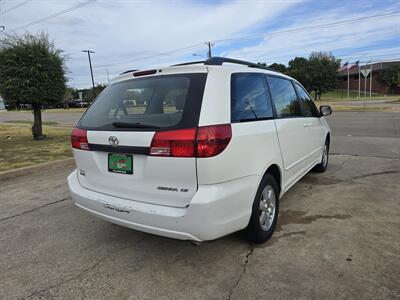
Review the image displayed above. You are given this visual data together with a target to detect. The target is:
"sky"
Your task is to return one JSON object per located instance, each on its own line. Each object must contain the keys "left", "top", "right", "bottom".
{"left": 1, "top": 0, "right": 399, "bottom": 88}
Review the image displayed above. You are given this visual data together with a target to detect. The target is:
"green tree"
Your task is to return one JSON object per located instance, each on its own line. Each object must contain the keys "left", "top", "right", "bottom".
{"left": 377, "top": 66, "right": 400, "bottom": 94}
{"left": 287, "top": 57, "right": 312, "bottom": 90}
{"left": 308, "top": 53, "right": 340, "bottom": 100}
{"left": 0, "top": 33, "right": 66, "bottom": 139}
{"left": 287, "top": 53, "right": 340, "bottom": 100}
{"left": 268, "top": 63, "right": 287, "bottom": 73}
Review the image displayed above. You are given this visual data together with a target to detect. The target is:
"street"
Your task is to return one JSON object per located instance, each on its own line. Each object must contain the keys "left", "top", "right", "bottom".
{"left": 1, "top": 110, "right": 399, "bottom": 158}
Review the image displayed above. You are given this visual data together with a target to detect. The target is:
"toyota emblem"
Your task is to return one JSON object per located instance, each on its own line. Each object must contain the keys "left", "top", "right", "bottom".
{"left": 109, "top": 136, "right": 119, "bottom": 146}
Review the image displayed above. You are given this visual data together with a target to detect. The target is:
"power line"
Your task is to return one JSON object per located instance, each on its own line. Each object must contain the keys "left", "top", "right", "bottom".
{"left": 249, "top": 28, "right": 400, "bottom": 63}
{"left": 9, "top": 0, "right": 96, "bottom": 32}
{"left": 210, "top": 10, "right": 400, "bottom": 44}
{"left": 2, "top": 0, "right": 32, "bottom": 14}
{"left": 92, "top": 10, "right": 400, "bottom": 70}
{"left": 94, "top": 43, "right": 205, "bottom": 69}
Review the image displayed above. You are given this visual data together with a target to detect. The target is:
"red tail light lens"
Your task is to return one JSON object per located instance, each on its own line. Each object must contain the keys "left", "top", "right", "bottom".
{"left": 149, "top": 124, "right": 231, "bottom": 158}
{"left": 196, "top": 124, "right": 232, "bottom": 157}
{"left": 71, "top": 128, "right": 90, "bottom": 150}
{"left": 150, "top": 128, "right": 196, "bottom": 157}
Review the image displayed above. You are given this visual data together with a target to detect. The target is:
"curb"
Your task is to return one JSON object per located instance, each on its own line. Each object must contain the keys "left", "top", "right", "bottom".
{"left": 0, "top": 158, "right": 75, "bottom": 181}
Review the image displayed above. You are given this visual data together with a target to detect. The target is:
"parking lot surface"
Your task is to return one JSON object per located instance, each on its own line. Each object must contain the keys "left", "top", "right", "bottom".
{"left": 1, "top": 154, "right": 399, "bottom": 299}
{"left": 1, "top": 110, "right": 400, "bottom": 299}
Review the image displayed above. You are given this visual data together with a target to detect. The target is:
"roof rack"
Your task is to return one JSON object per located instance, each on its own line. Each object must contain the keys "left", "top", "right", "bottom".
{"left": 172, "top": 56, "right": 276, "bottom": 72}
{"left": 120, "top": 69, "right": 138, "bottom": 75}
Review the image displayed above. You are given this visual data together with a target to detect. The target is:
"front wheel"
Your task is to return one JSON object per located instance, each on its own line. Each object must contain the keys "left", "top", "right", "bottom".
{"left": 245, "top": 174, "right": 279, "bottom": 243}
{"left": 313, "top": 140, "right": 329, "bottom": 172}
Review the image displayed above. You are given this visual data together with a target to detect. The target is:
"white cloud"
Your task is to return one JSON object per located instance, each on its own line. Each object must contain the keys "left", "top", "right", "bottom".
{"left": 225, "top": 7, "right": 400, "bottom": 65}
{"left": 1, "top": 0, "right": 399, "bottom": 88}
{"left": 1, "top": 0, "right": 299, "bottom": 87}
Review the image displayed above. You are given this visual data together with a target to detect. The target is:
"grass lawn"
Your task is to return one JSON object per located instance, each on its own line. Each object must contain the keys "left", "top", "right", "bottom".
{"left": 319, "top": 90, "right": 399, "bottom": 102}
{"left": 4, "top": 120, "right": 59, "bottom": 126}
{"left": 0, "top": 124, "right": 72, "bottom": 172}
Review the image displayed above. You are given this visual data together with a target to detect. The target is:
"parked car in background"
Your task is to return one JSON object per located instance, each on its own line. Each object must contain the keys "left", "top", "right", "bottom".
{"left": 68, "top": 57, "right": 332, "bottom": 243}
{"left": 68, "top": 99, "right": 90, "bottom": 108}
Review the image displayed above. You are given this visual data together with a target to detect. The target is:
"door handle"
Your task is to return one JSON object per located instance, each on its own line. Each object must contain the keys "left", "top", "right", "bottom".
{"left": 303, "top": 123, "right": 312, "bottom": 127}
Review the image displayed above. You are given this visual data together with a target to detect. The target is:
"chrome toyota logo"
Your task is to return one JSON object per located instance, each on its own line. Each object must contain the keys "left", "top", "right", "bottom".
{"left": 109, "top": 136, "right": 119, "bottom": 146}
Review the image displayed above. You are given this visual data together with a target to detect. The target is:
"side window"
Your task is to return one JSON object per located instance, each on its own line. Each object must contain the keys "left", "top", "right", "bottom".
{"left": 231, "top": 73, "right": 273, "bottom": 122}
{"left": 267, "top": 76, "right": 302, "bottom": 118}
{"left": 294, "top": 83, "right": 320, "bottom": 117}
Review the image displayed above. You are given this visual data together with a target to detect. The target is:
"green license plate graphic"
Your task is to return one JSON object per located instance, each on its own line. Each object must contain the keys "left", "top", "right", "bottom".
{"left": 108, "top": 154, "right": 133, "bottom": 174}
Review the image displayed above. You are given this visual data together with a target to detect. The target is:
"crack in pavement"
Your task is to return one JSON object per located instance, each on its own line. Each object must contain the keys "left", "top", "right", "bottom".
{"left": 227, "top": 247, "right": 254, "bottom": 300}
{"left": 349, "top": 170, "right": 400, "bottom": 181}
{"left": 331, "top": 153, "right": 400, "bottom": 160}
{"left": 24, "top": 239, "right": 146, "bottom": 299}
{"left": 0, "top": 197, "right": 70, "bottom": 222}
{"left": 26, "top": 257, "right": 105, "bottom": 299}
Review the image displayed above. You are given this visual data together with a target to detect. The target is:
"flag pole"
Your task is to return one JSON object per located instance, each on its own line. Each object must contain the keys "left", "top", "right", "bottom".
{"left": 358, "top": 62, "right": 361, "bottom": 98}
{"left": 364, "top": 63, "right": 367, "bottom": 111}
{"left": 347, "top": 66, "right": 350, "bottom": 99}
{"left": 369, "top": 59, "right": 373, "bottom": 98}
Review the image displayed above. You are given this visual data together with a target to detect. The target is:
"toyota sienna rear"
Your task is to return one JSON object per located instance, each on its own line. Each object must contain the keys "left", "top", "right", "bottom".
{"left": 68, "top": 57, "right": 331, "bottom": 243}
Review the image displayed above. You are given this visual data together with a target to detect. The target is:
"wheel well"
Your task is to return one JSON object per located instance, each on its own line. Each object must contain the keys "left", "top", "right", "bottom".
{"left": 326, "top": 133, "right": 330, "bottom": 148}
{"left": 265, "top": 164, "right": 281, "bottom": 193}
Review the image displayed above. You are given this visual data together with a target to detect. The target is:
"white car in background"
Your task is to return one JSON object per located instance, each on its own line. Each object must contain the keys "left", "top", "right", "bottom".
{"left": 68, "top": 57, "right": 332, "bottom": 243}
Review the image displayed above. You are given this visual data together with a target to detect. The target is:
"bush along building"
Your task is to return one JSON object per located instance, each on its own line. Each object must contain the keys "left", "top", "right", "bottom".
{"left": 338, "top": 60, "right": 400, "bottom": 95}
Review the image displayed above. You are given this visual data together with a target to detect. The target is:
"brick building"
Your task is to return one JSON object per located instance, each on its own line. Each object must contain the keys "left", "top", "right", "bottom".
{"left": 338, "top": 60, "right": 400, "bottom": 95}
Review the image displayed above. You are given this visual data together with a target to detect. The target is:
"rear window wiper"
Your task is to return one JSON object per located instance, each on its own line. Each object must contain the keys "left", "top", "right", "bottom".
{"left": 112, "top": 122, "right": 160, "bottom": 129}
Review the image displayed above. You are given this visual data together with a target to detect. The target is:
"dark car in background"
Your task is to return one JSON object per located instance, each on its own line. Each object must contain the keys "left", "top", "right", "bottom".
{"left": 68, "top": 99, "right": 90, "bottom": 108}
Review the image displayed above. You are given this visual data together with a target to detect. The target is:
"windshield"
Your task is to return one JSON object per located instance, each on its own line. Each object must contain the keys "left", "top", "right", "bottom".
{"left": 78, "top": 73, "right": 207, "bottom": 131}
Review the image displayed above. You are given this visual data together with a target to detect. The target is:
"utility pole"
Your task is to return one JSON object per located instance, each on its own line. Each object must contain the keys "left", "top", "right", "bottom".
{"left": 205, "top": 42, "right": 214, "bottom": 59}
{"left": 106, "top": 67, "right": 110, "bottom": 84}
{"left": 0, "top": 0, "right": 5, "bottom": 34}
{"left": 82, "top": 50, "right": 96, "bottom": 100}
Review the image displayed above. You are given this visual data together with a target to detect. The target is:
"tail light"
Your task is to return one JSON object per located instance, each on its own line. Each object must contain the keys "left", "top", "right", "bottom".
{"left": 71, "top": 128, "right": 90, "bottom": 150}
{"left": 149, "top": 124, "right": 231, "bottom": 158}
{"left": 150, "top": 128, "right": 196, "bottom": 157}
{"left": 196, "top": 124, "right": 232, "bottom": 157}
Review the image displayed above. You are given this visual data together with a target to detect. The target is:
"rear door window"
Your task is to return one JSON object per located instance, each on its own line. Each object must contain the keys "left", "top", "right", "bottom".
{"left": 78, "top": 74, "right": 207, "bottom": 130}
{"left": 294, "top": 83, "right": 320, "bottom": 117}
{"left": 267, "top": 76, "right": 302, "bottom": 118}
{"left": 231, "top": 73, "right": 273, "bottom": 122}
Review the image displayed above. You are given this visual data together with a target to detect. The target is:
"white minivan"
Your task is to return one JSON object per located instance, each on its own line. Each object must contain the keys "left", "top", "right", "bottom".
{"left": 68, "top": 57, "right": 332, "bottom": 243}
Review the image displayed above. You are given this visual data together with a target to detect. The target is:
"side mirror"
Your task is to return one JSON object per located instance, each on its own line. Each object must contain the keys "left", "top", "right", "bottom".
{"left": 319, "top": 105, "right": 332, "bottom": 117}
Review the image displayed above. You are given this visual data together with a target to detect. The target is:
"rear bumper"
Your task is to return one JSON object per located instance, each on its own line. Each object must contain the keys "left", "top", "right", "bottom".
{"left": 67, "top": 170, "right": 259, "bottom": 241}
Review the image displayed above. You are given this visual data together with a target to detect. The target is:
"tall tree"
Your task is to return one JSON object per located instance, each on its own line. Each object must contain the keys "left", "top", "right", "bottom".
{"left": 287, "top": 54, "right": 340, "bottom": 100}
{"left": 287, "top": 57, "right": 312, "bottom": 90}
{"left": 377, "top": 66, "right": 400, "bottom": 94}
{"left": 268, "top": 63, "right": 287, "bottom": 73}
{"left": 0, "top": 33, "right": 66, "bottom": 139}
{"left": 308, "top": 54, "right": 340, "bottom": 100}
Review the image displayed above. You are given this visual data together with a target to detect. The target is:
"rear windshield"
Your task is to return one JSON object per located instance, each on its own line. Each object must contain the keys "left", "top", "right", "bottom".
{"left": 78, "top": 73, "right": 207, "bottom": 131}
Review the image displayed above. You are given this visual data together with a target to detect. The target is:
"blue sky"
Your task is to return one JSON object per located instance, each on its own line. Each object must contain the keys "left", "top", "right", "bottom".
{"left": 1, "top": 0, "right": 399, "bottom": 88}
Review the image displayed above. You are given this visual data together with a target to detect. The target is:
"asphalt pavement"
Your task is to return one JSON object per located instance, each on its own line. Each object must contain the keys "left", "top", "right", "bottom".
{"left": 0, "top": 109, "right": 400, "bottom": 299}
{"left": 0, "top": 155, "right": 399, "bottom": 299}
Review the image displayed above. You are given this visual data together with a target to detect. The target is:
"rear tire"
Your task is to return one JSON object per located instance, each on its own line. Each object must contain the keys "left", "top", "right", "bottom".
{"left": 313, "top": 139, "right": 329, "bottom": 173}
{"left": 246, "top": 174, "right": 279, "bottom": 243}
